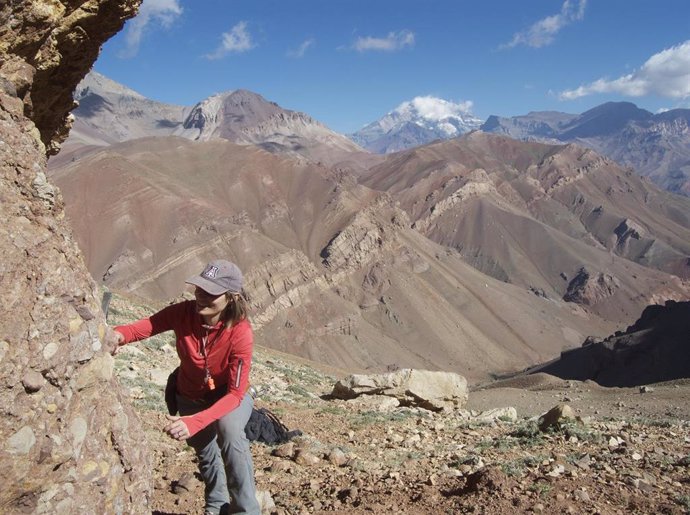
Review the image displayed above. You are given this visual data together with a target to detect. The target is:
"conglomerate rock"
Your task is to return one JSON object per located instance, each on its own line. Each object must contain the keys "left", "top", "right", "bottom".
{"left": 0, "top": 0, "right": 150, "bottom": 513}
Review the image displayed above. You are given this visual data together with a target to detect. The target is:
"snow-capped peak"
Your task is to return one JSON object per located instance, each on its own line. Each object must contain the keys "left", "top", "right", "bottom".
{"left": 350, "top": 95, "right": 483, "bottom": 153}
{"left": 396, "top": 96, "right": 474, "bottom": 123}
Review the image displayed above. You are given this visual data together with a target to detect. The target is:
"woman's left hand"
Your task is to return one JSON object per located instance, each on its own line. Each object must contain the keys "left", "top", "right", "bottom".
{"left": 164, "top": 415, "right": 190, "bottom": 441}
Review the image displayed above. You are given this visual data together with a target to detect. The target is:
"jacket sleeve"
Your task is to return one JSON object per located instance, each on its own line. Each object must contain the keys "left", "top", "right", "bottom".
{"left": 115, "top": 302, "right": 181, "bottom": 344}
{"left": 183, "top": 322, "right": 253, "bottom": 437}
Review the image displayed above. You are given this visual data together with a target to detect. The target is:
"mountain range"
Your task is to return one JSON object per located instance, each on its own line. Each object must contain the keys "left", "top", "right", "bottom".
{"left": 481, "top": 102, "right": 690, "bottom": 196}
{"left": 64, "top": 73, "right": 690, "bottom": 198}
{"left": 47, "top": 74, "right": 690, "bottom": 382}
{"left": 350, "top": 98, "right": 690, "bottom": 199}
{"left": 55, "top": 71, "right": 372, "bottom": 170}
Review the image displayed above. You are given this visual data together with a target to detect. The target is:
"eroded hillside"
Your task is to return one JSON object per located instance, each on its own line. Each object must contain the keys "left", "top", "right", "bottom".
{"left": 49, "top": 134, "right": 632, "bottom": 382}
{"left": 49, "top": 129, "right": 690, "bottom": 382}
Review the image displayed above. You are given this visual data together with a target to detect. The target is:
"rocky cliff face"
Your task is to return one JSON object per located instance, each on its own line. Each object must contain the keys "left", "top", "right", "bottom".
{"left": 531, "top": 300, "right": 690, "bottom": 386}
{"left": 0, "top": 1, "right": 151, "bottom": 512}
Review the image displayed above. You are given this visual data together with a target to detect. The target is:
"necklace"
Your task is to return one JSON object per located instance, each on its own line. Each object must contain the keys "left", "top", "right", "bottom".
{"left": 200, "top": 324, "right": 223, "bottom": 391}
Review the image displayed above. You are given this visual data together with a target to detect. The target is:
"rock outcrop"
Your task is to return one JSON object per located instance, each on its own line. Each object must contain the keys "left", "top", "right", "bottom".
{"left": 1, "top": 1, "right": 141, "bottom": 155}
{"left": 0, "top": 1, "right": 151, "bottom": 512}
{"left": 563, "top": 267, "right": 620, "bottom": 306}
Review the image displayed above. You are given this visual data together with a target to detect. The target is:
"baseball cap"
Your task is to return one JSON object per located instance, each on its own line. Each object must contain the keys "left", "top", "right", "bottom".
{"left": 186, "top": 260, "right": 243, "bottom": 295}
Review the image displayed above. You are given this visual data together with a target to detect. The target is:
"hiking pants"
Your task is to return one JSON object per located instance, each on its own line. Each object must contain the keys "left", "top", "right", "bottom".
{"left": 177, "top": 393, "right": 260, "bottom": 515}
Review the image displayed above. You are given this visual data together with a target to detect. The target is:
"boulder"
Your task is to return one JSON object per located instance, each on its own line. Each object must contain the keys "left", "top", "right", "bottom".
{"left": 332, "top": 369, "right": 468, "bottom": 411}
{"left": 462, "top": 406, "right": 518, "bottom": 424}
{"left": 538, "top": 403, "right": 579, "bottom": 432}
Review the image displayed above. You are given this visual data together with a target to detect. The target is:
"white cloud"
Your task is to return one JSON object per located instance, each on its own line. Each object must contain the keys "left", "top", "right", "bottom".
{"left": 559, "top": 40, "right": 690, "bottom": 100}
{"left": 397, "top": 96, "right": 475, "bottom": 120}
{"left": 502, "top": 0, "right": 586, "bottom": 49}
{"left": 119, "top": 0, "right": 183, "bottom": 58}
{"left": 287, "top": 38, "right": 315, "bottom": 58}
{"left": 205, "top": 21, "right": 254, "bottom": 60}
{"left": 353, "top": 30, "right": 415, "bottom": 52}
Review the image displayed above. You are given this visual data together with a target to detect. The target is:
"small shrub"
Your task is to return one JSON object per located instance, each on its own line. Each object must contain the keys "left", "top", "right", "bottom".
{"left": 500, "top": 460, "right": 525, "bottom": 477}
{"left": 521, "top": 454, "right": 548, "bottom": 469}
{"left": 509, "top": 420, "right": 543, "bottom": 446}
{"left": 351, "top": 410, "right": 412, "bottom": 428}
{"left": 674, "top": 495, "right": 690, "bottom": 510}
{"left": 287, "top": 384, "right": 311, "bottom": 398}
{"left": 560, "top": 422, "right": 602, "bottom": 443}
{"left": 317, "top": 405, "right": 347, "bottom": 416}
{"left": 634, "top": 417, "right": 675, "bottom": 428}
{"left": 528, "top": 482, "right": 552, "bottom": 498}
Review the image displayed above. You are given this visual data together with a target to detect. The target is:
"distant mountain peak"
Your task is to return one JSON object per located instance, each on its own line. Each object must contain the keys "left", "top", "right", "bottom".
{"left": 75, "top": 71, "right": 146, "bottom": 100}
{"left": 350, "top": 95, "right": 482, "bottom": 153}
{"left": 394, "top": 96, "right": 476, "bottom": 131}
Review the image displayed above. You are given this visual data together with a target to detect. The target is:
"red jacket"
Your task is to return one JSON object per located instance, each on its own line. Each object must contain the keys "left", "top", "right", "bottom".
{"left": 115, "top": 300, "right": 252, "bottom": 437}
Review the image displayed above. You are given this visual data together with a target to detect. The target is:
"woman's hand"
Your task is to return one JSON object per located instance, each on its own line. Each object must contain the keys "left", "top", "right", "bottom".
{"left": 105, "top": 328, "right": 125, "bottom": 355}
{"left": 164, "top": 415, "right": 190, "bottom": 441}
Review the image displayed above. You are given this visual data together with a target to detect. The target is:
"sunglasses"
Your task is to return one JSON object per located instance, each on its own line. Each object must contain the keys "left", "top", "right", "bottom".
{"left": 194, "top": 287, "right": 226, "bottom": 299}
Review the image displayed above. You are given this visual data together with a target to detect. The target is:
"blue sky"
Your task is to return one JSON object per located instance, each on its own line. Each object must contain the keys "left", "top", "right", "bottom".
{"left": 94, "top": 0, "right": 690, "bottom": 134}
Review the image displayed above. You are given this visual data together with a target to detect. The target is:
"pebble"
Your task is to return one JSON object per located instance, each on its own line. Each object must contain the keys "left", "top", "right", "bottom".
{"left": 172, "top": 473, "right": 195, "bottom": 494}
{"left": 294, "top": 450, "right": 320, "bottom": 466}
{"left": 633, "top": 478, "right": 654, "bottom": 493}
{"left": 273, "top": 442, "right": 295, "bottom": 458}
{"left": 328, "top": 448, "right": 348, "bottom": 467}
{"left": 22, "top": 370, "right": 45, "bottom": 393}
{"left": 574, "top": 489, "right": 591, "bottom": 502}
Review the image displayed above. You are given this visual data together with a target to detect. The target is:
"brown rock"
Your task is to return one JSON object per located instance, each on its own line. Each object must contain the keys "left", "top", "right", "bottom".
{"left": 172, "top": 472, "right": 196, "bottom": 494}
{"left": 462, "top": 466, "right": 517, "bottom": 495}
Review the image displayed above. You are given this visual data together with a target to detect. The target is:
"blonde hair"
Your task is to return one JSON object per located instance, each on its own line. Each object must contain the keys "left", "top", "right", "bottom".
{"left": 221, "top": 289, "right": 249, "bottom": 328}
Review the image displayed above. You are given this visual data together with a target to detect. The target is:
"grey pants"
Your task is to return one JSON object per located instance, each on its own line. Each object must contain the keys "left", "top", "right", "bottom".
{"left": 177, "top": 393, "right": 260, "bottom": 515}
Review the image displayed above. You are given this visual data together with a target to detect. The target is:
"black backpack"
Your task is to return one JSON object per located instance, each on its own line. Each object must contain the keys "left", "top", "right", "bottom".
{"left": 245, "top": 407, "right": 302, "bottom": 445}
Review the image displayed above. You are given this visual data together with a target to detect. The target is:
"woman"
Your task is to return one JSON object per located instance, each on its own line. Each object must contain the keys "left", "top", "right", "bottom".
{"left": 112, "top": 260, "right": 260, "bottom": 515}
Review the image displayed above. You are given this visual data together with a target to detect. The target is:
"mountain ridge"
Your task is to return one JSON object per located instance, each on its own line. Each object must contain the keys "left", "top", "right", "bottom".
{"left": 58, "top": 71, "right": 370, "bottom": 168}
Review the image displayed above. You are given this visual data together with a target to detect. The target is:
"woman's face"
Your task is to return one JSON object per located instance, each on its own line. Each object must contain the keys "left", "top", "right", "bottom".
{"left": 194, "top": 287, "right": 230, "bottom": 321}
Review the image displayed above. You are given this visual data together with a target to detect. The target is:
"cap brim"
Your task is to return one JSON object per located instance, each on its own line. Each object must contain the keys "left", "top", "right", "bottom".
{"left": 186, "top": 276, "right": 228, "bottom": 296}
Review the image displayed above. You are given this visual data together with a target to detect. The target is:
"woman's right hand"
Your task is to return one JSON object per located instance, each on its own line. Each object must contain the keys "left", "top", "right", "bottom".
{"left": 105, "top": 328, "right": 125, "bottom": 355}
